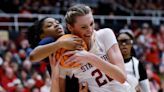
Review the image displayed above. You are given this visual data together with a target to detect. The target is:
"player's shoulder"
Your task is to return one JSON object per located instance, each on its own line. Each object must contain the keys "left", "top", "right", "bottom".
{"left": 96, "top": 28, "right": 114, "bottom": 36}
{"left": 132, "top": 56, "right": 140, "bottom": 65}
{"left": 39, "top": 37, "right": 56, "bottom": 45}
{"left": 132, "top": 57, "right": 139, "bottom": 62}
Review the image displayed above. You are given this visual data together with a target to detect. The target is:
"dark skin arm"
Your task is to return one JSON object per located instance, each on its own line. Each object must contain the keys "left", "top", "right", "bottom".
{"left": 29, "top": 37, "right": 82, "bottom": 62}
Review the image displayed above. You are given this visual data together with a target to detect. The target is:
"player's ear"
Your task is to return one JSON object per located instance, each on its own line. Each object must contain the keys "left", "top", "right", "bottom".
{"left": 67, "top": 24, "right": 73, "bottom": 33}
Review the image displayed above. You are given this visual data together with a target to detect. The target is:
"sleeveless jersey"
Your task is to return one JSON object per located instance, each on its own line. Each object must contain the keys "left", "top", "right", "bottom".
{"left": 68, "top": 28, "right": 131, "bottom": 92}
{"left": 125, "top": 57, "right": 148, "bottom": 92}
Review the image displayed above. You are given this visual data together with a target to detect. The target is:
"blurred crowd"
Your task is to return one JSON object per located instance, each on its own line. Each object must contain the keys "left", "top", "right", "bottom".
{"left": 126, "top": 23, "right": 164, "bottom": 92}
{"left": 117, "top": 0, "right": 164, "bottom": 11}
{"left": 0, "top": 0, "right": 164, "bottom": 92}
{"left": 0, "top": 30, "right": 51, "bottom": 92}
{"left": 0, "top": 0, "right": 164, "bottom": 16}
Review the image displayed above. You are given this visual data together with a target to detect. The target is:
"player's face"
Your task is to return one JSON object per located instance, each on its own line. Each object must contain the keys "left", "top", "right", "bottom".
{"left": 69, "top": 13, "right": 95, "bottom": 46}
{"left": 117, "top": 33, "right": 133, "bottom": 58}
{"left": 42, "top": 18, "right": 65, "bottom": 39}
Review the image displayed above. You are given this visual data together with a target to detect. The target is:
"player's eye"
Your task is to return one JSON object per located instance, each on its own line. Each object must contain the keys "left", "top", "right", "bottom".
{"left": 46, "top": 24, "right": 52, "bottom": 27}
{"left": 90, "top": 22, "right": 94, "bottom": 26}
{"left": 81, "top": 26, "right": 87, "bottom": 29}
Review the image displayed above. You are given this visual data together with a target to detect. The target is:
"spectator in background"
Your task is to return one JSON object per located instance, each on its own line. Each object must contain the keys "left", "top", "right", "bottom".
{"left": 136, "top": 23, "right": 160, "bottom": 72}
{"left": 0, "top": 67, "right": 17, "bottom": 91}
{"left": 157, "top": 24, "right": 164, "bottom": 50}
{"left": 39, "top": 0, "right": 53, "bottom": 14}
{"left": 31, "top": 71, "right": 44, "bottom": 88}
{"left": 30, "top": 1, "right": 40, "bottom": 13}
{"left": 0, "top": 85, "right": 6, "bottom": 92}
{"left": 52, "top": 1, "right": 61, "bottom": 14}
{"left": 117, "top": 29, "right": 151, "bottom": 92}
{"left": 158, "top": 25, "right": 164, "bottom": 85}
{"left": 146, "top": 63, "right": 161, "bottom": 92}
{"left": 40, "top": 74, "right": 51, "bottom": 92}
{"left": 15, "top": 84, "right": 25, "bottom": 92}
{"left": 19, "top": 69, "right": 29, "bottom": 87}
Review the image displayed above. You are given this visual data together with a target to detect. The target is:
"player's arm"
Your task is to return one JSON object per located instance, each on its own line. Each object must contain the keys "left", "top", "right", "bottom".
{"left": 49, "top": 53, "right": 66, "bottom": 92}
{"left": 138, "top": 61, "right": 151, "bottom": 92}
{"left": 51, "top": 73, "right": 60, "bottom": 92}
{"left": 106, "top": 43, "right": 126, "bottom": 83}
{"left": 29, "top": 41, "right": 61, "bottom": 62}
{"left": 85, "top": 44, "right": 126, "bottom": 83}
{"left": 49, "top": 54, "right": 60, "bottom": 92}
{"left": 86, "top": 45, "right": 126, "bottom": 83}
{"left": 90, "top": 28, "right": 126, "bottom": 83}
{"left": 64, "top": 28, "right": 126, "bottom": 83}
{"left": 51, "top": 77, "right": 66, "bottom": 92}
{"left": 139, "top": 79, "right": 151, "bottom": 92}
{"left": 65, "top": 46, "right": 126, "bottom": 83}
{"left": 29, "top": 38, "right": 82, "bottom": 62}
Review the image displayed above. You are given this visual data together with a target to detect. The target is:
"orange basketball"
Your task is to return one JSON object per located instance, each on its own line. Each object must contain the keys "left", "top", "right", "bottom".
{"left": 55, "top": 34, "right": 87, "bottom": 68}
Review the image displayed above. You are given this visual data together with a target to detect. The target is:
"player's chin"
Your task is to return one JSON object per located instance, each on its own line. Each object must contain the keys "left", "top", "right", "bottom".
{"left": 57, "top": 33, "right": 64, "bottom": 37}
{"left": 83, "top": 35, "right": 92, "bottom": 40}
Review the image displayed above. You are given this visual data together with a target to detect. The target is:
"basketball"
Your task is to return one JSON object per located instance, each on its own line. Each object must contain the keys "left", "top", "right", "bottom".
{"left": 55, "top": 34, "right": 87, "bottom": 68}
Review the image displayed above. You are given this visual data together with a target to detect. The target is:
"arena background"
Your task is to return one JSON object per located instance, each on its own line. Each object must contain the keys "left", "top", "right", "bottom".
{"left": 0, "top": 0, "right": 164, "bottom": 92}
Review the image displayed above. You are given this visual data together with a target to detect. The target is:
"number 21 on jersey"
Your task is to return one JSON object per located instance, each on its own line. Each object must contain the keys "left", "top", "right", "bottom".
{"left": 91, "top": 69, "right": 113, "bottom": 87}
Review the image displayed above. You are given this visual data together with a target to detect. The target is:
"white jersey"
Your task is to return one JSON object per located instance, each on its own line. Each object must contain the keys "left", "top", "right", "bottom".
{"left": 125, "top": 57, "right": 150, "bottom": 92}
{"left": 125, "top": 57, "right": 140, "bottom": 92}
{"left": 125, "top": 57, "right": 139, "bottom": 92}
{"left": 68, "top": 28, "right": 131, "bottom": 92}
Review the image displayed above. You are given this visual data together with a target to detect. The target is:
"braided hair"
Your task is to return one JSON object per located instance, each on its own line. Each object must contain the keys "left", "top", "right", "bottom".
{"left": 27, "top": 17, "right": 48, "bottom": 48}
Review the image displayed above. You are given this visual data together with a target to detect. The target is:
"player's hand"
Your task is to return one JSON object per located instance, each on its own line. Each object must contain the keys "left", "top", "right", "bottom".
{"left": 49, "top": 53, "right": 59, "bottom": 77}
{"left": 63, "top": 50, "right": 92, "bottom": 65}
{"left": 79, "top": 82, "right": 88, "bottom": 92}
{"left": 58, "top": 36, "right": 83, "bottom": 50}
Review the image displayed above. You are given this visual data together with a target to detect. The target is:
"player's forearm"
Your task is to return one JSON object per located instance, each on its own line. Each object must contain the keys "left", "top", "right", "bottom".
{"left": 51, "top": 73, "right": 60, "bottom": 92}
{"left": 59, "top": 78, "right": 66, "bottom": 92}
{"left": 29, "top": 41, "right": 61, "bottom": 62}
{"left": 139, "top": 79, "right": 151, "bottom": 92}
{"left": 105, "top": 44, "right": 126, "bottom": 83}
{"left": 89, "top": 54, "right": 126, "bottom": 83}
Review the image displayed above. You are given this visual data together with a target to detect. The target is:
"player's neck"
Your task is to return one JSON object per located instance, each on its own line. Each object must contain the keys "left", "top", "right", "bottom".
{"left": 84, "top": 38, "right": 92, "bottom": 51}
{"left": 123, "top": 55, "right": 131, "bottom": 59}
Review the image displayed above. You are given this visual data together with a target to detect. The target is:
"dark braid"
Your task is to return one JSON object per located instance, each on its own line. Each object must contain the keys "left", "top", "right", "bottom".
{"left": 27, "top": 17, "right": 48, "bottom": 48}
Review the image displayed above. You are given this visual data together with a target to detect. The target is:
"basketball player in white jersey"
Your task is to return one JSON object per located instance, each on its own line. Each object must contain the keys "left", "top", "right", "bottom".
{"left": 117, "top": 29, "right": 151, "bottom": 92}
{"left": 63, "top": 4, "right": 131, "bottom": 92}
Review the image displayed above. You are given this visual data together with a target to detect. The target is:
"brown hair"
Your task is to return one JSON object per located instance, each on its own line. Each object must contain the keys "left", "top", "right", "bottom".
{"left": 65, "top": 4, "right": 92, "bottom": 26}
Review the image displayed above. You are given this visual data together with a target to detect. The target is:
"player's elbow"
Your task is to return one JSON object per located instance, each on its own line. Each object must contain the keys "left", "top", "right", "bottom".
{"left": 29, "top": 53, "right": 36, "bottom": 62}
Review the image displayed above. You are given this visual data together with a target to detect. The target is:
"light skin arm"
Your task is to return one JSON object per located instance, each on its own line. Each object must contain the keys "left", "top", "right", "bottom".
{"left": 50, "top": 76, "right": 66, "bottom": 92}
{"left": 106, "top": 43, "right": 126, "bottom": 83}
{"left": 49, "top": 54, "right": 60, "bottom": 92}
{"left": 64, "top": 43, "right": 126, "bottom": 83}
{"left": 51, "top": 72, "right": 60, "bottom": 92}
{"left": 59, "top": 78, "right": 66, "bottom": 92}
{"left": 49, "top": 53, "right": 67, "bottom": 92}
{"left": 88, "top": 44, "right": 126, "bottom": 83}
